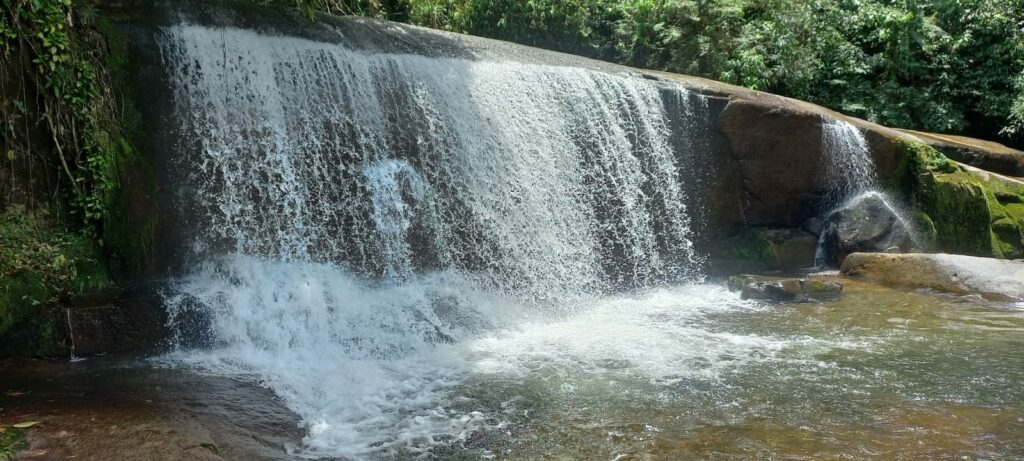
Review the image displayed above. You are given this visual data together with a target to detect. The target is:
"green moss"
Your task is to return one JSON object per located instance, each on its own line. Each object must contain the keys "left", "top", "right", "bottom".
{"left": 94, "top": 19, "right": 157, "bottom": 278}
{"left": 892, "top": 138, "right": 1024, "bottom": 259}
{"left": 0, "top": 208, "right": 110, "bottom": 348}
{"left": 910, "top": 210, "right": 937, "bottom": 247}
{"left": 0, "top": 425, "right": 26, "bottom": 461}
{"left": 718, "top": 227, "right": 776, "bottom": 266}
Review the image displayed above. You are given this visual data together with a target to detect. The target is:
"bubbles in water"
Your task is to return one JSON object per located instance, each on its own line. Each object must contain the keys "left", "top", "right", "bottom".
{"left": 155, "top": 23, "right": 718, "bottom": 458}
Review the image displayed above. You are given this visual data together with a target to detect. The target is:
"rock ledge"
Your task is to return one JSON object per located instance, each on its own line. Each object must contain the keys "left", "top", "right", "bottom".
{"left": 840, "top": 252, "right": 1024, "bottom": 302}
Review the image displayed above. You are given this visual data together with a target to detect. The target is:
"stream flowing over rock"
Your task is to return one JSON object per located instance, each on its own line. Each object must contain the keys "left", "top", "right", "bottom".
{"left": 81, "top": 2, "right": 1024, "bottom": 458}
{"left": 819, "top": 192, "right": 915, "bottom": 266}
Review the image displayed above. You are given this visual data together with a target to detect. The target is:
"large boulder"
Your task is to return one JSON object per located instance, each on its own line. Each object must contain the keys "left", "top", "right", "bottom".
{"left": 841, "top": 252, "right": 1024, "bottom": 302}
{"left": 819, "top": 193, "right": 914, "bottom": 266}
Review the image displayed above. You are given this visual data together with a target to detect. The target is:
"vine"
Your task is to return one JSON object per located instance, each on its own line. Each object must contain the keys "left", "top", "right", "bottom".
{"left": 1, "top": 0, "right": 120, "bottom": 230}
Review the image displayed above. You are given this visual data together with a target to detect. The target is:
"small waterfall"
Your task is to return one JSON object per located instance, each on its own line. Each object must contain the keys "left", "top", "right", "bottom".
{"left": 820, "top": 119, "right": 877, "bottom": 207}
{"left": 154, "top": 24, "right": 712, "bottom": 456}
{"left": 65, "top": 308, "right": 85, "bottom": 362}
{"left": 814, "top": 120, "right": 912, "bottom": 267}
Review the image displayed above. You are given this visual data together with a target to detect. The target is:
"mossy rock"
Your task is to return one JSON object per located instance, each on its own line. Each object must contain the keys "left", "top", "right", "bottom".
{"left": 0, "top": 209, "right": 111, "bottom": 353}
{"left": 710, "top": 227, "right": 817, "bottom": 273}
{"left": 890, "top": 139, "right": 1024, "bottom": 259}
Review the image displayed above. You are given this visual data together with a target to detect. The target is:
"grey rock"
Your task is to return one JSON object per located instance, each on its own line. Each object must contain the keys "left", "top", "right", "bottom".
{"left": 820, "top": 193, "right": 914, "bottom": 266}
{"left": 732, "top": 276, "right": 844, "bottom": 302}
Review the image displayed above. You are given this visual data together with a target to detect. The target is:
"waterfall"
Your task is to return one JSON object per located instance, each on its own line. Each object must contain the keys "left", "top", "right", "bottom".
{"left": 819, "top": 119, "right": 877, "bottom": 208}
{"left": 814, "top": 120, "right": 912, "bottom": 267}
{"left": 155, "top": 24, "right": 712, "bottom": 457}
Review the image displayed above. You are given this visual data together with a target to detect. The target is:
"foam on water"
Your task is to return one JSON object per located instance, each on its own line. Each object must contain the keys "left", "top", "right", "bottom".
{"left": 162, "top": 268, "right": 852, "bottom": 458}
{"left": 152, "top": 23, "right": 766, "bottom": 459}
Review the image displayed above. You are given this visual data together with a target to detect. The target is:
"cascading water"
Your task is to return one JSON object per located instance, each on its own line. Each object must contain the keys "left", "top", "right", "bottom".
{"left": 155, "top": 24, "right": 725, "bottom": 457}
{"left": 819, "top": 119, "right": 878, "bottom": 208}
{"left": 814, "top": 120, "right": 914, "bottom": 267}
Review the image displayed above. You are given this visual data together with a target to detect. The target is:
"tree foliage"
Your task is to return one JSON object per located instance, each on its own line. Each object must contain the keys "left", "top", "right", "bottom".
{"left": 395, "top": 0, "right": 1024, "bottom": 148}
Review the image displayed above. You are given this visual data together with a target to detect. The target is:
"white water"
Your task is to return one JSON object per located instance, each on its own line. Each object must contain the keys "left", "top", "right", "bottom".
{"left": 162, "top": 265, "right": 841, "bottom": 458}
{"left": 819, "top": 120, "right": 878, "bottom": 208}
{"left": 815, "top": 120, "right": 912, "bottom": 266}
{"left": 152, "top": 24, "right": 786, "bottom": 458}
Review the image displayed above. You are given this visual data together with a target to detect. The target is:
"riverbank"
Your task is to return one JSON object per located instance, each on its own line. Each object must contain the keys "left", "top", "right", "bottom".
{"left": 0, "top": 356, "right": 302, "bottom": 460}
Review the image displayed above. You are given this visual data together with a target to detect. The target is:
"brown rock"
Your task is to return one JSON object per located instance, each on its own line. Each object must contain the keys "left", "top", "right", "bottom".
{"left": 840, "top": 252, "right": 1024, "bottom": 301}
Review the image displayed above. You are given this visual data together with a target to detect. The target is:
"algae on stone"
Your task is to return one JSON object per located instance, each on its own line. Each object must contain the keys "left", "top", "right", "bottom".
{"left": 890, "top": 139, "right": 1024, "bottom": 259}
{"left": 0, "top": 208, "right": 111, "bottom": 347}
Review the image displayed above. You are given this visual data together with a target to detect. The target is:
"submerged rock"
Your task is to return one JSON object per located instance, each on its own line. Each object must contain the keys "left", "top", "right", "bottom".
{"left": 819, "top": 193, "right": 914, "bottom": 266}
{"left": 841, "top": 252, "right": 1024, "bottom": 302}
{"left": 730, "top": 276, "right": 843, "bottom": 302}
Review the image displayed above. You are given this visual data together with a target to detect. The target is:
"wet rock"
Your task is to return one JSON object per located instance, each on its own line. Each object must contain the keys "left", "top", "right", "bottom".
{"left": 710, "top": 227, "right": 818, "bottom": 275}
{"left": 802, "top": 217, "right": 825, "bottom": 236}
{"left": 841, "top": 252, "right": 1024, "bottom": 302}
{"left": 819, "top": 193, "right": 914, "bottom": 266}
{"left": 0, "top": 285, "right": 173, "bottom": 359}
{"left": 730, "top": 276, "right": 843, "bottom": 302}
{"left": 800, "top": 278, "right": 844, "bottom": 298}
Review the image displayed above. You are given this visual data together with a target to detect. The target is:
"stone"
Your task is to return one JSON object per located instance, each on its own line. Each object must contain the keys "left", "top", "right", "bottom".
{"left": 710, "top": 227, "right": 819, "bottom": 275}
{"left": 802, "top": 217, "right": 825, "bottom": 236}
{"left": 799, "top": 279, "right": 843, "bottom": 298}
{"left": 730, "top": 275, "right": 844, "bottom": 302}
{"left": 741, "top": 281, "right": 798, "bottom": 302}
{"left": 819, "top": 193, "right": 914, "bottom": 266}
{"left": 1, "top": 286, "right": 173, "bottom": 359}
{"left": 841, "top": 252, "right": 1024, "bottom": 302}
{"left": 891, "top": 140, "right": 1024, "bottom": 259}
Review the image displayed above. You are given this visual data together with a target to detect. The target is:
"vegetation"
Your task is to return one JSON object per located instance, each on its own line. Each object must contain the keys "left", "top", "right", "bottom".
{"left": 0, "top": 425, "right": 27, "bottom": 461}
{"left": 1, "top": 1, "right": 141, "bottom": 341}
{"left": 299, "top": 0, "right": 1023, "bottom": 148}
{"left": 889, "top": 139, "right": 1024, "bottom": 258}
{"left": 1, "top": 207, "right": 109, "bottom": 336}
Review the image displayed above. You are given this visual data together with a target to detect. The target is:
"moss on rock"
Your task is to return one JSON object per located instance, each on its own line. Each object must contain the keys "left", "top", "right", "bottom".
{"left": 890, "top": 139, "right": 1024, "bottom": 259}
{"left": 710, "top": 227, "right": 818, "bottom": 274}
{"left": 0, "top": 208, "right": 111, "bottom": 350}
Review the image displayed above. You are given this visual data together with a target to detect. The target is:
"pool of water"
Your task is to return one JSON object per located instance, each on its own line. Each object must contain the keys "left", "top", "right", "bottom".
{"left": 419, "top": 280, "right": 1024, "bottom": 460}
{"left": 5, "top": 278, "right": 1023, "bottom": 460}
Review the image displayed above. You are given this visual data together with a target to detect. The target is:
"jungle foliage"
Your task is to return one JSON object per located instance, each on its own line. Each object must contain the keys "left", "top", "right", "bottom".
{"left": 303, "top": 0, "right": 1024, "bottom": 148}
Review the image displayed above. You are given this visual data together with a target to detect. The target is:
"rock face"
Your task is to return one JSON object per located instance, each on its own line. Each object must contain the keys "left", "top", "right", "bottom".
{"left": 819, "top": 193, "right": 915, "bottom": 266}
{"left": 710, "top": 227, "right": 818, "bottom": 274}
{"left": 841, "top": 252, "right": 1024, "bottom": 302}
{"left": 892, "top": 140, "right": 1024, "bottom": 259}
{"left": 0, "top": 288, "right": 171, "bottom": 358}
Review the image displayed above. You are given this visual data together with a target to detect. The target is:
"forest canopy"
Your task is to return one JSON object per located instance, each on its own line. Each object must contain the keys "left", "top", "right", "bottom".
{"left": 281, "top": 0, "right": 1024, "bottom": 148}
